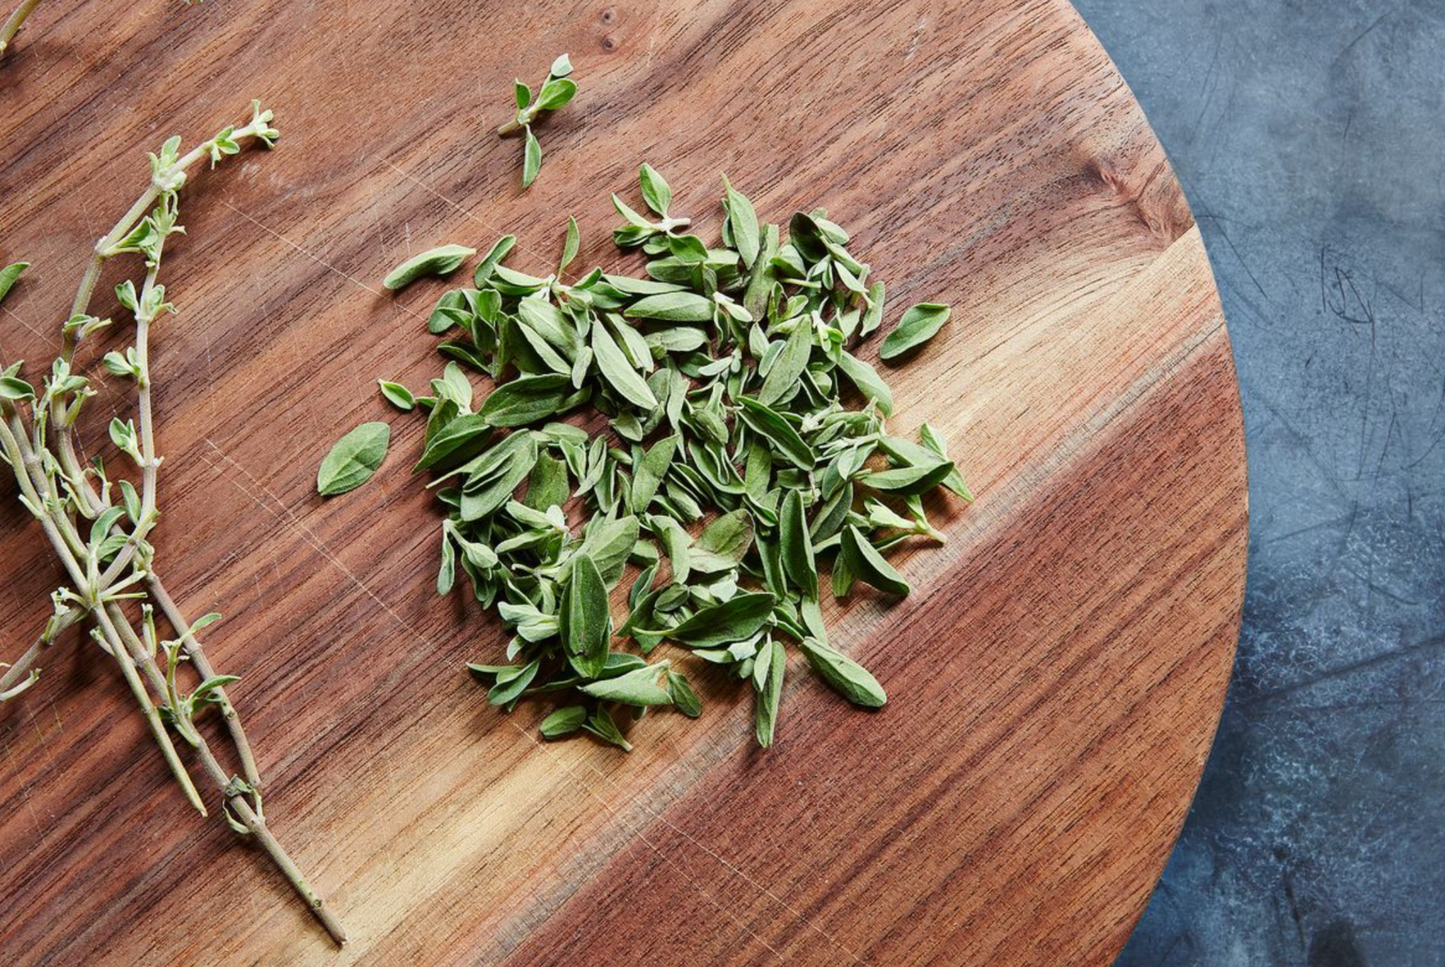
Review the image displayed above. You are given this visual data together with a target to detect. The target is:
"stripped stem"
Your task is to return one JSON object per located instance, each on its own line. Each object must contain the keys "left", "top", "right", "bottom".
{"left": 0, "top": 0, "right": 43, "bottom": 59}
{"left": 94, "top": 621, "right": 207, "bottom": 816}
{"left": 147, "top": 576, "right": 261, "bottom": 787}
{"left": 0, "top": 105, "right": 345, "bottom": 944}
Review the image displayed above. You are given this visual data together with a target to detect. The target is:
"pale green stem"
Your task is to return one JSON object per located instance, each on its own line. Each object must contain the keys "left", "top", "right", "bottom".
{"left": 94, "top": 258, "right": 161, "bottom": 589}
{"left": 228, "top": 794, "right": 350, "bottom": 945}
{"left": 0, "top": 0, "right": 43, "bottom": 59}
{"left": 0, "top": 605, "right": 79, "bottom": 697}
{"left": 0, "top": 412, "right": 204, "bottom": 813}
{"left": 93, "top": 614, "right": 207, "bottom": 816}
{"left": 146, "top": 577, "right": 260, "bottom": 787}
{"left": 0, "top": 671, "right": 38, "bottom": 701}
{"left": 0, "top": 633, "right": 46, "bottom": 697}
{"left": 0, "top": 108, "right": 345, "bottom": 944}
{"left": 46, "top": 117, "right": 270, "bottom": 789}
{"left": 179, "top": 716, "right": 349, "bottom": 945}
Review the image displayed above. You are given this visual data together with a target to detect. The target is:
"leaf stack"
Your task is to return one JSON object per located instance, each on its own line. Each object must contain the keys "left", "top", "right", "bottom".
{"left": 370, "top": 165, "right": 971, "bottom": 750}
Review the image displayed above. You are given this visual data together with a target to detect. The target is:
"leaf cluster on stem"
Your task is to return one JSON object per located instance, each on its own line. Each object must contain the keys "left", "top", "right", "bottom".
{"left": 0, "top": 102, "right": 347, "bottom": 946}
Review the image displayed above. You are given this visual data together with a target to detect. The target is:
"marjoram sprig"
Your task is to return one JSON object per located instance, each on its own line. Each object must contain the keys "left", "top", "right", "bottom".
{"left": 0, "top": 102, "right": 348, "bottom": 946}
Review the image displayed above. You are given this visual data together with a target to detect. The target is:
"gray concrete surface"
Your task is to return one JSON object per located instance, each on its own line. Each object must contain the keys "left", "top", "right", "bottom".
{"left": 1067, "top": 2, "right": 1445, "bottom": 965}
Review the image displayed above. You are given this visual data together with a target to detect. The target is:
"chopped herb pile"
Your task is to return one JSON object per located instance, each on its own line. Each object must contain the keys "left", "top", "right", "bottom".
{"left": 359, "top": 165, "right": 971, "bottom": 749}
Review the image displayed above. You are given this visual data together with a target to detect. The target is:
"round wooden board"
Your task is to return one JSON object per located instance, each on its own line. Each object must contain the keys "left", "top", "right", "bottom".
{"left": 0, "top": 0, "right": 1247, "bottom": 964}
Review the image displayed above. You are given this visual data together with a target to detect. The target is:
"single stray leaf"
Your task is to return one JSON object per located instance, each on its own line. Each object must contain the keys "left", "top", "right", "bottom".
{"left": 522, "top": 128, "right": 543, "bottom": 189}
{"left": 317, "top": 422, "right": 390, "bottom": 496}
{"left": 383, "top": 244, "right": 477, "bottom": 290}
{"left": 378, "top": 380, "right": 415, "bottom": 411}
{"left": 0, "top": 262, "right": 28, "bottom": 306}
{"left": 879, "top": 303, "right": 951, "bottom": 360}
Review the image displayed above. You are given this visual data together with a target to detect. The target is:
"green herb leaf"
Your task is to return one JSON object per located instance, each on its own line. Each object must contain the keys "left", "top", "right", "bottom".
{"left": 540, "top": 705, "right": 587, "bottom": 738}
{"left": 631, "top": 434, "right": 679, "bottom": 514}
{"left": 459, "top": 433, "right": 540, "bottom": 520}
{"left": 689, "top": 509, "right": 754, "bottom": 573}
{"left": 563, "top": 553, "right": 610, "bottom": 678}
{"left": 721, "top": 176, "right": 760, "bottom": 268}
{"left": 799, "top": 638, "right": 886, "bottom": 707}
{"left": 413, "top": 413, "right": 493, "bottom": 472}
{"left": 591, "top": 318, "right": 659, "bottom": 409}
{"left": 522, "top": 128, "right": 542, "bottom": 189}
{"left": 779, "top": 490, "right": 818, "bottom": 597}
{"left": 859, "top": 281, "right": 886, "bottom": 337}
{"left": 879, "top": 302, "right": 951, "bottom": 360}
{"left": 840, "top": 525, "right": 910, "bottom": 595}
{"left": 474, "top": 234, "right": 518, "bottom": 287}
{"left": 759, "top": 317, "right": 813, "bottom": 406}
{"left": 580, "top": 663, "right": 672, "bottom": 707}
{"left": 623, "top": 291, "right": 715, "bottom": 322}
{"left": 378, "top": 380, "right": 415, "bottom": 411}
{"left": 666, "top": 670, "right": 703, "bottom": 718}
{"left": 383, "top": 244, "right": 477, "bottom": 291}
{"left": 736, "top": 397, "right": 815, "bottom": 470}
{"left": 638, "top": 163, "right": 672, "bottom": 217}
{"left": 835, "top": 351, "right": 893, "bottom": 416}
{"left": 919, "top": 423, "right": 974, "bottom": 501}
{"left": 754, "top": 638, "right": 785, "bottom": 747}
{"left": 0, "top": 261, "right": 28, "bottom": 306}
{"left": 488, "top": 660, "right": 541, "bottom": 706}
{"left": 481, "top": 373, "right": 572, "bottom": 427}
{"left": 0, "top": 374, "right": 35, "bottom": 401}
{"left": 583, "top": 706, "right": 633, "bottom": 751}
{"left": 559, "top": 216, "right": 580, "bottom": 273}
{"left": 536, "top": 77, "right": 578, "bottom": 111}
{"left": 859, "top": 461, "right": 954, "bottom": 495}
{"left": 651, "top": 591, "right": 776, "bottom": 647}
{"left": 573, "top": 514, "right": 640, "bottom": 588}
{"left": 317, "top": 422, "right": 390, "bottom": 496}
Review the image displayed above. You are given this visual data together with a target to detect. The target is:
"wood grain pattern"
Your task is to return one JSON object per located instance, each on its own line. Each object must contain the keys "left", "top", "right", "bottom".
{"left": 0, "top": 0, "right": 1246, "bottom": 964}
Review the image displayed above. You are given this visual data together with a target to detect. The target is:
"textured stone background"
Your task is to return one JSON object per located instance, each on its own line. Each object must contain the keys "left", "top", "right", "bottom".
{"left": 1069, "top": 2, "right": 1445, "bottom": 965}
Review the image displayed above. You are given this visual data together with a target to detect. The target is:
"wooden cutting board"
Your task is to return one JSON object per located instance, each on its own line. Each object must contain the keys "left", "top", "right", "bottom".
{"left": 0, "top": 0, "right": 1247, "bottom": 964}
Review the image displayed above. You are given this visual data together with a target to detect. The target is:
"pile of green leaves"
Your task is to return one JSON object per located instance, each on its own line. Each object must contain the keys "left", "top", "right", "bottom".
{"left": 348, "top": 165, "right": 970, "bottom": 749}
